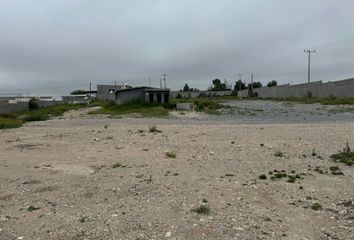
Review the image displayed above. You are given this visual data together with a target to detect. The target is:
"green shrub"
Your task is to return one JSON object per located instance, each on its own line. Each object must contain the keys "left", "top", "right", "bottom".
{"left": 311, "top": 203, "right": 322, "bottom": 211}
{"left": 29, "top": 98, "right": 39, "bottom": 110}
{"left": 191, "top": 205, "right": 210, "bottom": 214}
{"left": 112, "top": 163, "right": 122, "bottom": 168}
{"left": 166, "top": 152, "right": 176, "bottom": 158}
{"left": 329, "top": 166, "right": 339, "bottom": 171}
{"left": 23, "top": 112, "right": 48, "bottom": 121}
{"left": 331, "top": 142, "right": 354, "bottom": 166}
{"left": 259, "top": 174, "right": 267, "bottom": 180}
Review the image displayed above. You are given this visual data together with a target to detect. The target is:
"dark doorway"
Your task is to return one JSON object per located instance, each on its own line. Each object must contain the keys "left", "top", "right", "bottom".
{"left": 164, "top": 93, "right": 169, "bottom": 103}
{"left": 157, "top": 93, "right": 161, "bottom": 103}
{"left": 149, "top": 93, "right": 154, "bottom": 103}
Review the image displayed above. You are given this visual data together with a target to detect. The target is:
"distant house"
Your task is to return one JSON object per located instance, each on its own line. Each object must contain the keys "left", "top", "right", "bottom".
{"left": 97, "top": 84, "right": 170, "bottom": 105}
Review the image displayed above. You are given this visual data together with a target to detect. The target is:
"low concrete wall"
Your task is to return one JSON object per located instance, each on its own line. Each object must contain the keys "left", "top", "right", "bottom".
{"left": 170, "top": 90, "right": 232, "bottom": 98}
{"left": 238, "top": 78, "right": 354, "bottom": 98}
{"left": 0, "top": 102, "right": 29, "bottom": 114}
{"left": 0, "top": 100, "right": 64, "bottom": 114}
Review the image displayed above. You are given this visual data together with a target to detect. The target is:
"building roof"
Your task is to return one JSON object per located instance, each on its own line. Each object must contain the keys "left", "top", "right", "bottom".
{"left": 115, "top": 87, "right": 170, "bottom": 94}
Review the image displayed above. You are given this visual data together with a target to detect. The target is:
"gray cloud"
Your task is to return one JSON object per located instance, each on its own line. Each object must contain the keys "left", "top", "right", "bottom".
{"left": 0, "top": 0, "right": 354, "bottom": 95}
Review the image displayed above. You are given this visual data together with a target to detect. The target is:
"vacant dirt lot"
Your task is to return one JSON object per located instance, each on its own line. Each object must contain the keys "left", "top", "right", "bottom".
{"left": 1, "top": 109, "right": 354, "bottom": 240}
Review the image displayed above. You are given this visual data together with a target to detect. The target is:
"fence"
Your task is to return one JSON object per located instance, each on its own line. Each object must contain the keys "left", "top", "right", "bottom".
{"left": 170, "top": 90, "right": 232, "bottom": 98}
{"left": 238, "top": 78, "right": 354, "bottom": 98}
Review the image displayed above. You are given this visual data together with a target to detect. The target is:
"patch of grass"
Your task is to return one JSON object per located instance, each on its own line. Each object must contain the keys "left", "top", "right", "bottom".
{"left": 23, "top": 111, "right": 48, "bottom": 121}
{"left": 166, "top": 152, "right": 176, "bottom": 158}
{"left": 274, "top": 173, "right": 287, "bottom": 178}
{"left": 329, "top": 166, "right": 339, "bottom": 171}
{"left": 311, "top": 202, "right": 322, "bottom": 211}
{"left": 191, "top": 205, "right": 211, "bottom": 214}
{"left": 27, "top": 205, "right": 40, "bottom": 212}
{"left": 170, "top": 98, "right": 227, "bottom": 115}
{"left": 329, "top": 166, "right": 344, "bottom": 175}
{"left": 331, "top": 142, "right": 354, "bottom": 166}
{"left": 259, "top": 174, "right": 267, "bottom": 180}
{"left": 1, "top": 103, "right": 87, "bottom": 129}
{"left": 0, "top": 117, "right": 22, "bottom": 129}
{"left": 287, "top": 175, "right": 296, "bottom": 183}
{"left": 274, "top": 151, "right": 285, "bottom": 157}
{"left": 112, "top": 163, "right": 122, "bottom": 168}
{"left": 90, "top": 99, "right": 169, "bottom": 117}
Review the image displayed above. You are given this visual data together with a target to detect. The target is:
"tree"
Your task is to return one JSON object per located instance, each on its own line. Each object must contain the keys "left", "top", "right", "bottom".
{"left": 71, "top": 89, "right": 87, "bottom": 95}
{"left": 234, "top": 80, "right": 246, "bottom": 91}
{"left": 267, "top": 80, "right": 277, "bottom": 88}
{"left": 210, "top": 79, "right": 227, "bottom": 91}
{"left": 248, "top": 81, "right": 263, "bottom": 89}
{"left": 183, "top": 84, "right": 190, "bottom": 92}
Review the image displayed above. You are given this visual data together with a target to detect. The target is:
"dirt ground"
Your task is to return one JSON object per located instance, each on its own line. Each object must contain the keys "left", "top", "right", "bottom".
{"left": 1, "top": 108, "right": 354, "bottom": 240}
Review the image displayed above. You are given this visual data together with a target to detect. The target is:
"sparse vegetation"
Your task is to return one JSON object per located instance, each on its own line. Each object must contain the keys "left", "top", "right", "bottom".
{"left": 166, "top": 152, "right": 176, "bottom": 158}
{"left": 79, "top": 216, "right": 88, "bottom": 223}
{"left": 329, "top": 166, "right": 344, "bottom": 175}
{"left": 27, "top": 205, "right": 40, "bottom": 212}
{"left": 259, "top": 174, "right": 267, "bottom": 180}
{"left": 112, "top": 163, "right": 122, "bottom": 168}
{"left": 312, "top": 149, "right": 317, "bottom": 157}
{"left": 311, "top": 202, "right": 322, "bottom": 211}
{"left": 274, "top": 151, "right": 285, "bottom": 157}
{"left": 90, "top": 99, "right": 169, "bottom": 117}
{"left": 1, "top": 103, "right": 87, "bottom": 129}
{"left": 331, "top": 142, "right": 354, "bottom": 166}
{"left": 191, "top": 205, "right": 211, "bottom": 214}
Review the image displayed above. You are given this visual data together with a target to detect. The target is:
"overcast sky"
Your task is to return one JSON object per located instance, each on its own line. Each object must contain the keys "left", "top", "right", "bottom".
{"left": 1, "top": 0, "right": 354, "bottom": 96}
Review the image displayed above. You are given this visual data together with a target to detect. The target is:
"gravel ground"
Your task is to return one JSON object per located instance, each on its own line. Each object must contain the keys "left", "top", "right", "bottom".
{"left": 1, "top": 103, "right": 354, "bottom": 240}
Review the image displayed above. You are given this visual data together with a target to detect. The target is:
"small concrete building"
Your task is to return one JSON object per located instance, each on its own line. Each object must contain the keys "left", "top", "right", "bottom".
{"left": 97, "top": 84, "right": 123, "bottom": 101}
{"left": 115, "top": 87, "right": 170, "bottom": 105}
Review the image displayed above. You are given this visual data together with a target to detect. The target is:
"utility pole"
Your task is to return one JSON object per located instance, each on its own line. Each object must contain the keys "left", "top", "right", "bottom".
{"left": 162, "top": 73, "right": 167, "bottom": 89}
{"left": 237, "top": 73, "right": 243, "bottom": 92}
{"left": 148, "top": 77, "right": 151, "bottom": 87}
{"left": 251, "top": 73, "right": 254, "bottom": 94}
{"left": 304, "top": 49, "right": 316, "bottom": 84}
{"left": 89, "top": 82, "right": 92, "bottom": 97}
{"left": 160, "top": 78, "right": 162, "bottom": 89}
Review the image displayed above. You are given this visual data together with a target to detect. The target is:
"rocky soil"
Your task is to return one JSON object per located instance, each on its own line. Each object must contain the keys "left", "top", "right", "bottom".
{"left": 1, "top": 108, "right": 354, "bottom": 239}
